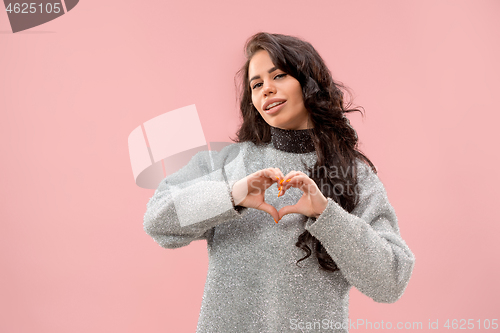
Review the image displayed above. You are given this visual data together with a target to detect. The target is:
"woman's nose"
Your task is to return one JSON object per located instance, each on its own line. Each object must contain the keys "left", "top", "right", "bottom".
{"left": 262, "top": 81, "right": 276, "bottom": 96}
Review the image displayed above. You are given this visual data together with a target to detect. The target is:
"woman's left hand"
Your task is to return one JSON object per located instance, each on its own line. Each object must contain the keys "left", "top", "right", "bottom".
{"left": 277, "top": 171, "right": 328, "bottom": 221}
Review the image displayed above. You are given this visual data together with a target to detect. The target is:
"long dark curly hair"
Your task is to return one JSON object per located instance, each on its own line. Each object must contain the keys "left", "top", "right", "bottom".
{"left": 230, "top": 32, "right": 377, "bottom": 272}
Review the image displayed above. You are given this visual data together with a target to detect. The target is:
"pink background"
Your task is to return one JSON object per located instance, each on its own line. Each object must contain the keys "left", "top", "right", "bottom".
{"left": 1, "top": 0, "right": 499, "bottom": 332}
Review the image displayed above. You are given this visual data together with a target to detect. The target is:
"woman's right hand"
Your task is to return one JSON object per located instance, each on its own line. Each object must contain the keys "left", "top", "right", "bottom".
{"left": 231, "top": 168, "right": 284, "bottom": 223}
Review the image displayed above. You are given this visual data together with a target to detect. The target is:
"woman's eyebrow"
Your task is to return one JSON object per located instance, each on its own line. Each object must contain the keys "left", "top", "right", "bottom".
{"left": 249, "top": 66, "right": 279, "bottom": 83}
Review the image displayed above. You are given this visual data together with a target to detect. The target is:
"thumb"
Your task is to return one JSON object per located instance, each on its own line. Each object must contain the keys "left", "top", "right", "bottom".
{"left": 278, "top": 204, "right": 300, "bottom": 220}
{"left": 257, "top": 202, "right": 279, "bottom": 224}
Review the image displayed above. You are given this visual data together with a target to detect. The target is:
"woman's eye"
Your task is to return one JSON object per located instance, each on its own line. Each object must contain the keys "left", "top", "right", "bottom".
{"left": 252, "top": 82, "right": 262, "bottom": 89}
{"left": 252, "top": 74, "right": 286, "bottom": 90}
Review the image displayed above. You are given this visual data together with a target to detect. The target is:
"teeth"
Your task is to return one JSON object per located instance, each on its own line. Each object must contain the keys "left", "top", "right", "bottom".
{"left": 266, "top": 101, "right": 284, "bottom": 110}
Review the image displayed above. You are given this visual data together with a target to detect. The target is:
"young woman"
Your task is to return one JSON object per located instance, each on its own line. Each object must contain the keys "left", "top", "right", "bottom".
{"left": 144, "top": 32, "right": 415, "bottom": 332}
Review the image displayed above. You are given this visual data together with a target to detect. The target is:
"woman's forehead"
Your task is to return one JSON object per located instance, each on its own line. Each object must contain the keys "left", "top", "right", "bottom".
{"left": 248, "top": 50, "right": 279, "bottom": 78}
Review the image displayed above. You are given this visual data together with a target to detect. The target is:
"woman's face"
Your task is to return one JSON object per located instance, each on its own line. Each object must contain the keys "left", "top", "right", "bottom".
{"left": 248, "top": 50, "right": 311, "bottom": 130}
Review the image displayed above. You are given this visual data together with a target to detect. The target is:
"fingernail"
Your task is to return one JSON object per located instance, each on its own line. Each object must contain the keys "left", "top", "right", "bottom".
{"left": 274, "top": 219, "right": 278, "bottom": 224}
{"left": 279, "top": 179, "right": 284, "bottom": 185}
{"left": 286, "top": 179, "right": 291, "bottom": 182}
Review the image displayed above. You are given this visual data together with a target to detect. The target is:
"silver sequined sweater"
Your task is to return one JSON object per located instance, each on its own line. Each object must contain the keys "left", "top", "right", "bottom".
{"left": 143, "top": 126, "right": 415, "bottom": 333}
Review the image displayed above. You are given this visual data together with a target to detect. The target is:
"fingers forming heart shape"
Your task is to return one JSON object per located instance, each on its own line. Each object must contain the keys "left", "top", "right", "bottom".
{"left": 232, "top": 168, "right": 328, "bottom": 224}
{"left": 274, "top": 171, "right": 329, "bottom": 222}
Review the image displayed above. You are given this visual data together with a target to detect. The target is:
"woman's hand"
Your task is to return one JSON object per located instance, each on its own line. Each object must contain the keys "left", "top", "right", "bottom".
{"left": 231, "top": 168, "right": 284, "bottom": 223}
{"left": 277, "top": 171, "right": 328, "bottom": 220}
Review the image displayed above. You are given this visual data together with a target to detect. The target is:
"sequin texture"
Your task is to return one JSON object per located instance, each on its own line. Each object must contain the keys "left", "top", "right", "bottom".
{"left": 143, "top": 126, "right": 415, "bottom": 333}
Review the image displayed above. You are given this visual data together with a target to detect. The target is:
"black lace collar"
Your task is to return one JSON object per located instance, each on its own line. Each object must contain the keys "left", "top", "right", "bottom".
{"left": 270, "top": 126, "right": 316, "bottom": 154}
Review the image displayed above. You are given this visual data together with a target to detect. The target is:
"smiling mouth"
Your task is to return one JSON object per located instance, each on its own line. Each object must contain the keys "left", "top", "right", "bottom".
{"left": 264, "top": 101, "right": 286, "bottom": 114}
{"left": 265, "top": 101, "right": 285, "bottom": 110}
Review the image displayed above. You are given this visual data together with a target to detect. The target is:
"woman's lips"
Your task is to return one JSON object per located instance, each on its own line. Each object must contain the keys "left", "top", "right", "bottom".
{"left": 264, "top": 101, "right": 286, "bottom": 114}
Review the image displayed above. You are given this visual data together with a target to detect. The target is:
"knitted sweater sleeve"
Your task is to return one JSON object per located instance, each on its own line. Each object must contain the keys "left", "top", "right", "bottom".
{"left": 143, "top": 146, "right": 248, "bottom": 249}
{"left": 305, "top": 161, "right": 415, "bottom": 303}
